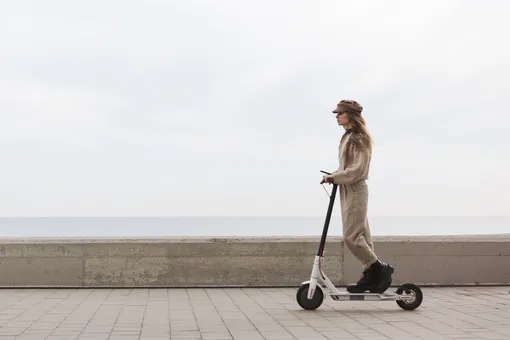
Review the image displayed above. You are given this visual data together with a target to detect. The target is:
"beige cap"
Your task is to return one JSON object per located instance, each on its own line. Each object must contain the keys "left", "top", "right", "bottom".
{"left": 333, "top": 100, "right": 363, "bottom": 115}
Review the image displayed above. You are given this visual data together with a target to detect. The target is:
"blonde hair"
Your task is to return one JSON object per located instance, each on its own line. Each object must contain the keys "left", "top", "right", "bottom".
{"left": 344, "top": 112, "right": 372, "bottom": 154}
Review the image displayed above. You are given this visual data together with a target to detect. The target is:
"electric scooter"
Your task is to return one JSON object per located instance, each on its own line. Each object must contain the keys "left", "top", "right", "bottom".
{"left": 296, "top": 170, "right": 423, "bottom": 311}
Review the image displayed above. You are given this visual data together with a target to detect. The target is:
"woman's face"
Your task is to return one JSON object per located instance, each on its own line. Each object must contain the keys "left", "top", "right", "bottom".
{"left": 336, "top": 112, "right": 349, "bottom": 126}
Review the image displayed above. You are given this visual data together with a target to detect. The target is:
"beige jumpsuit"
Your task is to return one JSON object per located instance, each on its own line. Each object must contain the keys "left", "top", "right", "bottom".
{"left": 330, "top": 132, "right": 378, "bottom": 268}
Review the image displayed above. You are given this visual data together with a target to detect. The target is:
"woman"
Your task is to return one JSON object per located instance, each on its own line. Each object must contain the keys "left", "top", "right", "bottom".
{"left": 320, "top": 99, "right": 394, "bottom": 294}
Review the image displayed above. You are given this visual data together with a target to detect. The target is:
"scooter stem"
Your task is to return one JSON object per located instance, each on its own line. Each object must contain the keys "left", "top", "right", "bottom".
{"left": 317, "top": 171, "right": 337, "bottom": 257}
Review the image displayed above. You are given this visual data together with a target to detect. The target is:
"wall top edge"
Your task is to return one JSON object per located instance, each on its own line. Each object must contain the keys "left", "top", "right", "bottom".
{"left": 0, "top": 234, "right": 509, "bottom": 244}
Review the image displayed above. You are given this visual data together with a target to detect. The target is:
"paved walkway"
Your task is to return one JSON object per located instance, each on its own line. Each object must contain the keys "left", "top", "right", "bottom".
{"left": 0, "top": 286, "right": 509, "bottom": 340}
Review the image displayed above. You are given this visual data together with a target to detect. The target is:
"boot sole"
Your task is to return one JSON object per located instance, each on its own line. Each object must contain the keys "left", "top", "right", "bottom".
{"left": 347, "top": 285, "right": 375, "bottom": 293}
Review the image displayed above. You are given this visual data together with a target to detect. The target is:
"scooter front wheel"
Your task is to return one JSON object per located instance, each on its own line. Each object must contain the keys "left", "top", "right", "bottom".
{"left": 296, "top": 283, "right": 324, "bottom": 310}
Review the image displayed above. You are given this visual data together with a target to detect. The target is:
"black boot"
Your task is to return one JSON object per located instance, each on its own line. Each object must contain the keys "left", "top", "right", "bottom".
{"left": 370, "top": 260, "right": 394, "bottom": 294}
{"left": 346, "top": 260, "right": 394, "bottom": 294}
{"left": 346, "top": 267, "right": 378, "bottom": 293}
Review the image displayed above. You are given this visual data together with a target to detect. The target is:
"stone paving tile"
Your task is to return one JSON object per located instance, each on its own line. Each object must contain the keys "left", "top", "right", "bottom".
{"left": 0, "top": 287, "right": 509, "bottom": 339}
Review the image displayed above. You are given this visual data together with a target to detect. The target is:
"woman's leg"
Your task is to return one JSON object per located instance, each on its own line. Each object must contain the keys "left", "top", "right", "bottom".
{"left": 341, "top": 185, "right": 378, "bottom": 265}
{"left": 341, "top": 183, "right": 393, "bottom": 293}
{"left": 362, "top": 217, "right": 375, "bottom": 269}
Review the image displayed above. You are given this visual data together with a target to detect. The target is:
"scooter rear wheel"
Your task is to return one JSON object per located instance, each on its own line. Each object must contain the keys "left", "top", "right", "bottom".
{"left": 296, "top": 283, "right": 324, "bottom": 310}
{"left": 395, "top": 283, "right": 423, "bottom": 310}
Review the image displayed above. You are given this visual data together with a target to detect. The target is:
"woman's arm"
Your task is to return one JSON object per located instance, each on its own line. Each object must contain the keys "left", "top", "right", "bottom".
{"left": 329, "top": 146, "right": 370, "bottom": 184}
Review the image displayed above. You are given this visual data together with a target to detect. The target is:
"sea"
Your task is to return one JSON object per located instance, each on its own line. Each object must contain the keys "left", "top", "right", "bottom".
{"left": 0, "top": 216, "right": 508, "bottom": 238}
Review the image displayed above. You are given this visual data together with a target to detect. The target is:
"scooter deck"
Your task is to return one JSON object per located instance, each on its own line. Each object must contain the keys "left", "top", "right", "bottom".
{"left": 330, "top": 291, "right": 399, "bottom": 301}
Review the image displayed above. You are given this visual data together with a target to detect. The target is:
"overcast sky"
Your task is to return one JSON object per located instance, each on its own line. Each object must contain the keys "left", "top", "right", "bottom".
{"left": 1, "top": 0, "right": 509, "bottom": 217}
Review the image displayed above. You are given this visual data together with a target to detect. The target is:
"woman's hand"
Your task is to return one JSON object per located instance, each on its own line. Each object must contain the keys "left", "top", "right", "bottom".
{"left": 320, "top": 176, "right": 334, "bottom": 184}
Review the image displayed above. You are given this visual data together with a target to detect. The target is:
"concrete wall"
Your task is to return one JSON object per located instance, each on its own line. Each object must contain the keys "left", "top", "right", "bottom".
{"left": 0, "top": 235, "right": 509, "bottom": 288}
